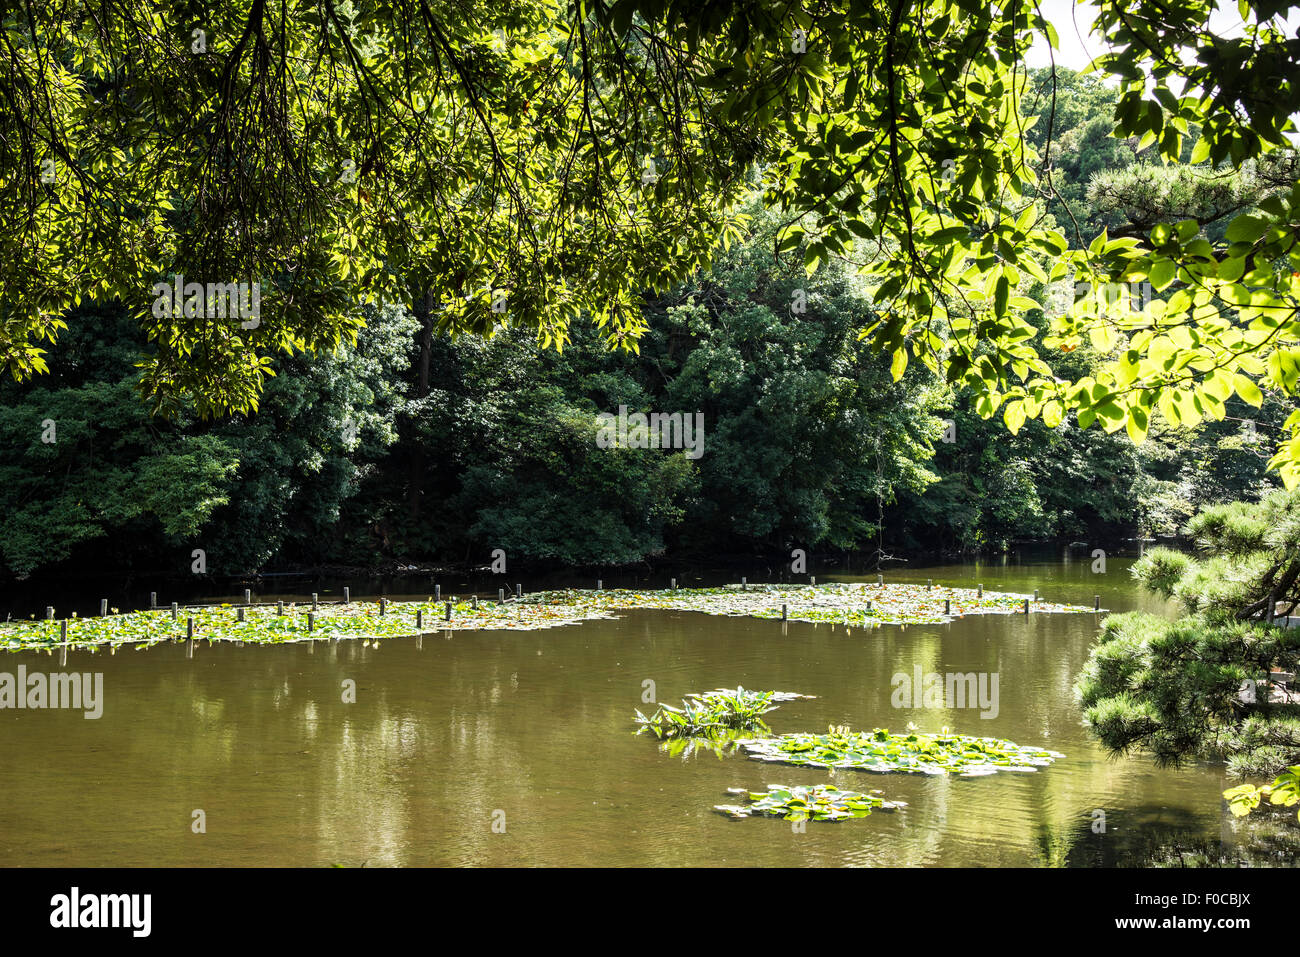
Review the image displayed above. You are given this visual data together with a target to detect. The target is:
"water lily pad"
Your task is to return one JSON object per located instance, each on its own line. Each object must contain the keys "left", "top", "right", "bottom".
{"left": 715, "top": 784, "right": 906, "bottom": 821}
{"left": 739, "top": 726, "right": 1065, "bottom": 776}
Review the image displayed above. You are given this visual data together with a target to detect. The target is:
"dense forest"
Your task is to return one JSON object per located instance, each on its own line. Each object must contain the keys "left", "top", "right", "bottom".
{"left": 2, "top": 69, "right": 1294, "bottom": 586}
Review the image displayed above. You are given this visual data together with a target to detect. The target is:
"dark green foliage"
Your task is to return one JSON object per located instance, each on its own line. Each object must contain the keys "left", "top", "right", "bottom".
{"left": 1078, "top": 612, "right": 1300, "bottom": 773}
{"left": 0, "top": 303, "right": 414, "bottom": 579}
{"left": 199, "top": 304, "right": 419, "bottom": 573}
{"left": 1080, "top": 492, "right": 1300, "bottom": 780}
{"left": 1130, "top": 488, "right": 1300, "bottom": 621}
{"left": 354, "top": 203, "right": 942, "bottom": 567}
{"left": 895, "top": 401, "right": 1143, "bottom": 551}
{"left": 5, "top": 66, "right": 1300, "bottom": 577}
{"left": 1129, "top": 548, "right": 1193, "bottom": 599}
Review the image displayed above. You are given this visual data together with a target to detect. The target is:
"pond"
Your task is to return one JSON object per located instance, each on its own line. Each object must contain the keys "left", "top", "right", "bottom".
{"left": 0, "top": 557, "right": 1277, "bottom": 866}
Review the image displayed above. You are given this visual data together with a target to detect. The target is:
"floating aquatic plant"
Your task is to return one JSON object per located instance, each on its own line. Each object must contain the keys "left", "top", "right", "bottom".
{"left": 0, "top": 582, "right": 1096, "bottom": 654}
{"left": 531, "top": 582, "right": 1094, "bottom": 629}
{"left": 739, "top": 726, "right": 1064, "bottom": 776}
{"left": 634, "top": 687, "right": 814, "bottom": 739}
{"left": 0, "top": 597, "right": 610, "bottom": 653}
{"left": 714, "top": 784, "right": 906, "bottom": 821}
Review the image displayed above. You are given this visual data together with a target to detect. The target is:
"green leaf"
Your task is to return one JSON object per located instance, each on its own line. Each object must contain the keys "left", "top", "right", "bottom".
{"left": 1225, "top": 214, "right": 1268, "bottom": 244}
{"left": 1233, "top": 373, "right": 1263, "bottom": 407}
{"left": 1149, "top": 258, "right": 1177, "bottom": 291}
{"left": 1003, "top": 400, "right": 1025, "bottom": 434}
{"left": 890, "top": 348, "right": 908, "bottom": 382}
{"left": 1125, "top": 406, "right": 1148, "bottom": 444}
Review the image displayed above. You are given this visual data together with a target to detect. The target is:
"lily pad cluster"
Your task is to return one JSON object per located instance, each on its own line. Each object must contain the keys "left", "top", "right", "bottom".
{"left": 633, "top": 689, "right": 1067, "bottom": 823}
{"left": 531, "top": 581, "right": 1095, "bottom": 629}
{"left": 0, "top": 581, "right": 1096, "bottom": 654}
{"left": 714, "top": 784, "right": 906, "bottom": 821}
{"left": 0, "top": 597, "right": 613, "bottom": 653}
{"left": 739, "top": 725, "right": 1065, "bottom": 776}
{"left": 635, "top": 687, "right": 814, "bottom": 739}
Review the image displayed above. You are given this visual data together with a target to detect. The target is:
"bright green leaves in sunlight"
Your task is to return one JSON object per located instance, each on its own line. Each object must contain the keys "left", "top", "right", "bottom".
{"left": 7, "top": 0, "right": 1300, "bottom": 490}
{"left": 1224, "top": 768, "right": 1300, "bottom": 823}
{"left": 643, "top": 0, "right": 1300, "bottom": 487}
{"left": 1224, "top": 769, "right": 1300, "bottom": 823}
{"left": 0, "top": 1, "right": 756, "bottom": 417}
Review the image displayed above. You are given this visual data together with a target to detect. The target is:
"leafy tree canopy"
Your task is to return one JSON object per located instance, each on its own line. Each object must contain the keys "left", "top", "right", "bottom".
{"left": 1, "top": 0, "right": 757, "bottom": 414}
{"left": 5, "top": 0, "right": 1300, "bottom": 486}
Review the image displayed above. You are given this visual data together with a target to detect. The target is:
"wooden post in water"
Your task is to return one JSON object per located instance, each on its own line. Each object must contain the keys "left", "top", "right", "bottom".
{"left": 312, "top": 593, "right": 318, "bottom": 611}
{"left": 59, "top": 621, "right": 68, "bottom": 666}
{"left": 927, "top": 579, "right": 932, "bottom": 590}
{"left": 741, "top": 577, "right": 747, "bottom": 591}
{"left": 781, "top": 604, "right": 788, "bottom": 621}
{"left": 597, "top": 580, "right": 602, "bottom": 591}
{"left": 150, "top": 592, "right": 157, "bottom": 609}
{"left": 1023, "top": 598, "right": 1030, "bottom": 615}
{"left": 498, "top": 588, "right": 505, "bottom": 603}
{"left": 237, "top": 608, "right": 246, "bottom": 622}
{"left": 877, "top": 574, "right": 883, "bottom": 586}
{"left": 171, "top": 602, "right": 178, "bottom": 621}
{"left": 978, "top": 583, "right": 983, "bottom": 597}
{"left": 435, "top": 584, "right": 441, "bottom": 601}
{"left": 471, "top": 595, "right": 478, "bottom": 610}
{"left": 810, "top": 576, "right": 816, "bottom": 586}
{"left": 187, "top": 617, "right": 194, "bottom": 639}
{"left": 866, "top": 601, "right": 872, "bottom": 612}
{"left": 444, "top": 602, "right": 451, "bottom": 622}
{"left": 343, "top": 587, "right": 350, "bottom": 604}
{"left": 244, "top": 589, "right": 252, "bottom": 605}
{"left": 515, "top": 584, "right": 522, "bottom": 599}
{"left": 671, "top": 578, "right": 677, "bottom": 590}
{"left": 100, "top": 599, "right": 107, "bottom": 616}
{"left": 380, "top": 598, "right": 387, "bottom": 616}
{"left": 46, "top": 606, "right": 53, "bottom": 620}
{"left": 277, "top": 601, "right": 284, "bottom": 616}
{"left": 944, "top": 599, "right": 951, "bottom": 615}
{"left": 1033, "top": 589, "right": 1039, "bottom": 601}
{"left": 1094, "top": 595, "right": 1101, "bottom": 611}
{"left": 417, "top": 610, "right": 424, "bottom": 630}
{"left": 308, "top": 613, "right": 315, "bottom": 632}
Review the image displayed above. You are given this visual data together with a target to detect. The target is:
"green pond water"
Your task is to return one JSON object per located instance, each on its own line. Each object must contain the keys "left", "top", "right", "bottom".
{"left": 0, "top": 557, "right": 1286, "bottom": 866}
